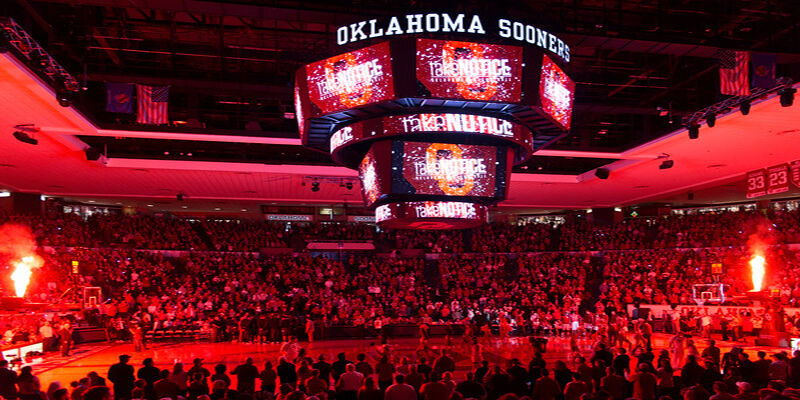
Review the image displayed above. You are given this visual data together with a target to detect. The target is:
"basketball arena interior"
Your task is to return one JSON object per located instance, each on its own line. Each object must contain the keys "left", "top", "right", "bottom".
{"left": 1, "top": 2, "right": 800, "bottom": 400}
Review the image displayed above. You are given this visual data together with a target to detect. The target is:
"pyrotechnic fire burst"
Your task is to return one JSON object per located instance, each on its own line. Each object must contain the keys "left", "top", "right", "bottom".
{"left": 749, "top": 254, "right": 765, "bottom": 292}
{"left": 11, "top": 256, "right": 34, "bottom": 297}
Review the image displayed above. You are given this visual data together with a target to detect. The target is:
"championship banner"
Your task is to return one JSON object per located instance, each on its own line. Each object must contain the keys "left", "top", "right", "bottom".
{"left": 791, "top": 160, "right": 800, "bottom": 189}
{"left": 416, "top": 38, "right": 523, "bottom": 102}
{"left": 766, "top": 163, "right": 790, "bottom": 195}
{"left": 746, "top": 169, "right": 767, "bottom": 198}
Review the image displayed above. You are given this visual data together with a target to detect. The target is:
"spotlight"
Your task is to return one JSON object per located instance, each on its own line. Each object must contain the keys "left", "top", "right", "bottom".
{"left": 311, "top": 181, "right": 320, "bottom": 192}
{"left": 688, "top": 124, "right": 700, "bottom": 139}
{"left": 84, "top": 148, "right": 102, "bottom": 161}
{"left": 740, "top": 100, "right": 751, "bottom": 115}
{"left": 595, "top": 168, "right": 610, "bottom": 180}
{"left": 659, "top": 160, "right": 674, "bottom": 170}
{"left": 780, "top": 87, "right": 796, "bottom": 107}
{"left": 56, "top": 90, "right": 72, "bottom": 107}
{"left": 12, "top": 131, "right": 38, "bottom": 145}
{"left": 345, "top": 182, "right": 353, "bottom": 190}
{"left": 705, "top": 113, "right": 716, "bottom": 128}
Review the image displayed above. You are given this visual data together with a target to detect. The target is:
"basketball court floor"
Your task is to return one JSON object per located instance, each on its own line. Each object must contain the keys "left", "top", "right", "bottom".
{"left": 26, "top": 333, "right": 791, "bottom": 389}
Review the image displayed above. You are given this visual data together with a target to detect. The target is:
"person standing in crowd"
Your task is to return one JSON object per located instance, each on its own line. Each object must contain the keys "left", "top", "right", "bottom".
{"left": 533, "top": 369, "right": 560, "bottom": 400}
{"left": 260, "top": 361, "right": 277, "bottom": 395}
{"left": 231, "top": 357, "right": 259, "bottom": 395}
{"left": 129, "top": 322, "right": 145, "bottom": 352}
{"left": 16, "top": 366, "right": 42, "bottom": 400}
{"left": 385, "top": 374, "right": 417, "bottom": 400}
{"left": 107, "top": 355, "right": 135, "bottom": 400}
{"left": 0, "top": 360, "right": 18, "bottom": 400}
{"left": 169, "top": 363, "right": 189, "bottom": 397}
{"left": 305, "top": 318, "right": 315, "bottom": 343}
{"left": 39, "top": 322, "right": 54, "bottom": 353}
{"left": 375, "top": 356, "right": 395, "bottom": 391}
{"left": 277, "top": 357, "right": 298, "bottom": 389}
{"left": 58, "top": 321, "right": 73, "bottom": 357}
{"left": 188, "top": 359, "right": 211, "bottom": 381}
{"left": 336, "top": 364, "right": 364, "bottom": 400}
{"left": 137, "top": 358, "right": 160, "bottom": 400}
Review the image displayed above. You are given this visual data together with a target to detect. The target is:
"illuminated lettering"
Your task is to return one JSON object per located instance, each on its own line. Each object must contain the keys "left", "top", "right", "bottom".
{"left": 368, "top": 19, "right": 383, "bottom": 38}
{"left": 349, "top": 21, "right": 368, "bottom": 43}
{"left": 548, "top": 33, "right": 557, "bottom": 52}
{"left": 330, "top": 126, "right": 355, "bottom": 153}
{"left": 425, "top": 14, "right": 440, "bottom": 32}
{"left": 375, "top": 204, "right": 392, "bottom": 222}
{"left": 333, "top": 14, "right": 571, "bottom": 64}
{"left": 386, "top": 17, "right": 403, "bottom": 35}
{"left": 498, "top": 19, "right": 511, "bottom": 38}
{"left": 536, "top": 28, "right": 547, "bottom": 48}
{"left": 336, "top": 26, "right": 348, "bottom": 45}
{"left": 442, "top": 14, "right": 465, "bottom": 32}
{"left": 467, "top": 15, "right": 485, "bottom": 34}
{"left": 406, "top": 14, "right": 424, "bottom": 34}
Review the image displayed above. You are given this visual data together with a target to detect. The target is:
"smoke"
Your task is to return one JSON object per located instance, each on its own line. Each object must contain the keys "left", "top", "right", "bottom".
{"left": 0, "top": 224, "right": 40, "bottom": 260}
{"left": 747, "top": 218, "right": 775, "bottom": 257}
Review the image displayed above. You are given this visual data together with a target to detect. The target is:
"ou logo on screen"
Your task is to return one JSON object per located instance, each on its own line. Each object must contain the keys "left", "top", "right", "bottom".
{"left": 442, "top": 41, "right": 500, "bottom": 100}
{"left": 323, "top": 54, "right": 377, "bottom": 108}
{"left": 407, "top": 221, "right": 455, "bottom": 230}
{"left": 425, "top": 143, "right": 476, "bottom": 196}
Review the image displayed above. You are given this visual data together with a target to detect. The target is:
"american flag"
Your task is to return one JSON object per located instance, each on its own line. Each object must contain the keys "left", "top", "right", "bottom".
{"left": 136, "top": 85, "right": 170, "bottom": 124}
{"left": 717, "top": 49, "right": 750, "bottom": 96}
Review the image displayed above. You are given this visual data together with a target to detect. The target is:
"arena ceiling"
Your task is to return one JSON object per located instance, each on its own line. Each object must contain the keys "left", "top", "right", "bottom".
{"left": 2, "top": 0, "right": 800, "bottom": 210}
{"left": 3, "top": 50, "right": 800, "bottom": 209}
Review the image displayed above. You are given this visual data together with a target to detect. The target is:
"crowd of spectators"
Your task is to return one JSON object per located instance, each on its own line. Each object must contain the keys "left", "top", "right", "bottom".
{"left": 0, "top": 208, "right": 799, "bottom": 400}
{"left": 7, "top": 208, "right": 800, "bottom": 253}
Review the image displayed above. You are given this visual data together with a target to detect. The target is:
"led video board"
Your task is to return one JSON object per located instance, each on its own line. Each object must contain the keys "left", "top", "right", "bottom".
{"left": 399, "top": 141, "right": 497, "bottom": 197}
{"left": 416, "top": 39, "right": 523, "bottom": 102}
{"left": 305, "top": 41, "right": 394, "bottom": 115}
{"left": 375, "top": 201, "right": 488, "bottom": 230}
{"left": 357, "top": 141, "right": 392, "bottom": 207}
{"left": 329, "top": 113, "right": 534, "bottom": 165}
{"left": 539, "top": 54, "right": 575, "bottom": 130}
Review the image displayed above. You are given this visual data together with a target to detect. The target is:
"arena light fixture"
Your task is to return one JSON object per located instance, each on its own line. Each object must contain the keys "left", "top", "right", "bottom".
{"left": 780, "top": 87, "right": 796, "bottom": 107}
{"left": 688, "top": 124, "right": 700, "bottom": 139}
{"left": 705, "top": 112, "right": 716, "bottom": 128}
{"left": 740, "top": 100, "right": 751, "bottom": 115}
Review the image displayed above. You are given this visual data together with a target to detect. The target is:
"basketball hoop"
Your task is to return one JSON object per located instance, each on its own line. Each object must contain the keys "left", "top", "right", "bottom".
{"left": 693, "top": 298, "right": 706, "bottom": 306}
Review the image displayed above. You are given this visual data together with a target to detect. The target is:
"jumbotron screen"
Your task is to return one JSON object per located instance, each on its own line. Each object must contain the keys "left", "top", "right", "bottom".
{"left": 375, "top": 201, "right": 488, "bottom": 230}
{"left": 398, "top": 141, "right": 497, "bottom": 197}
{"left": 416, "top": 39, "right": 523, "bottom": 102}
{"left": 305, "top": 41, "right": 394, "bottom": 115}
{"left": 539, "top": 54, "right": 575, "bottom": 130}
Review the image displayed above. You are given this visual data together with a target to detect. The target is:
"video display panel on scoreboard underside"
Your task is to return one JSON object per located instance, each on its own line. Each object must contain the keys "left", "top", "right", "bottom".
{"left": 416, "top": 38, "right": 523, "bottom": 102}
{"left": 399, "top": 141, "right": 497, "bottom": 197}
{"left": 539, "top": 54, "right": 575, "bottom": 130}
{"left": 305, "top": 41, "right": 394, "bottom": 115}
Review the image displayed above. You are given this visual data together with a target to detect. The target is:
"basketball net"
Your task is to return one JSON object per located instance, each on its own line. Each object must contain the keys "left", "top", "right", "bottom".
{"left": 693, "top": 298, "right": 706, "bottom": 306}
